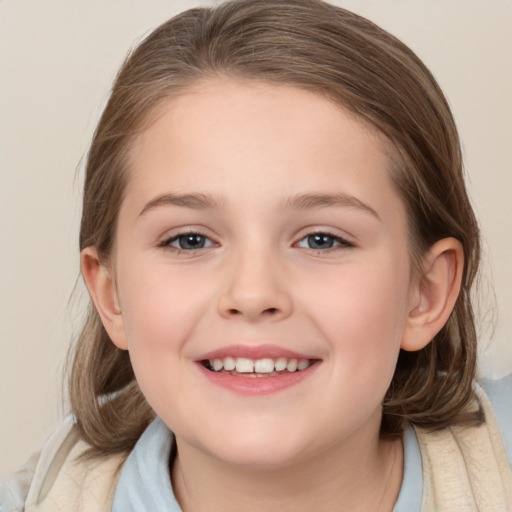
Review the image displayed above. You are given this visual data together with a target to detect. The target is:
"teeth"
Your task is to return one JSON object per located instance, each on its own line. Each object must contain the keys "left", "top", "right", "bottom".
{"left": 275, "top": 357, "right": 287, "bottom": 371}
{"left": 254, "top": 358, "right": 274, "bottom": 373}
{"left": 208, "top": 356, "right": 312, "bottom": 374}
{"left": 286, "top": 359, "right": 298, "bottom": 372}
{"left": 223, "top": 356, "right": 236, "bottom": 371}
{"left": 298, "top": 359, "right": 310, "bottom": 371}
{"left": 236, "top": 358, "right": 254, "bottom": 373}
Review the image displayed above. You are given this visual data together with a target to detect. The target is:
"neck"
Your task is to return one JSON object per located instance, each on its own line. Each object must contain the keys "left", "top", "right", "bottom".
{"left": 171, "top": 428, "right": 403, "bottom": 512}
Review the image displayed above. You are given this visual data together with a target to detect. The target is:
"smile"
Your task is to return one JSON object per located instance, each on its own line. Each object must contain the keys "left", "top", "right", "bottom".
{"left": 204, "top": 357, "right": 312, "bottom": 376}
{"left": 197, "top": 345, "right": 321, "bottom": 395}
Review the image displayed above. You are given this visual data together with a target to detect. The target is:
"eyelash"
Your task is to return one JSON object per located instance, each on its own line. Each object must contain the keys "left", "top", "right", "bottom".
{"left": 295, "top": 231, "right": 354, "bottom": 251}
{"left": 158, "top": 231, "right": 215, "bottom": 252}
{"left": 158, "top": 230, "right": 354, "bottom": 254}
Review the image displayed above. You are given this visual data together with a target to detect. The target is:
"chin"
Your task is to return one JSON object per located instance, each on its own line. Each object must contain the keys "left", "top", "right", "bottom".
{"left": 197, "top": 424, "right": 315, "bottom": 470}
{"left": 213, "top": 445, "right": 305, "bottom": 470}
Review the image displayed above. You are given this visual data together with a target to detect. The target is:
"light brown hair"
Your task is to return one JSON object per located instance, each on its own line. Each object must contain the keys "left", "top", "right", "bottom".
{"left": 70, "top": 0, "right": 481, "bottom": 456}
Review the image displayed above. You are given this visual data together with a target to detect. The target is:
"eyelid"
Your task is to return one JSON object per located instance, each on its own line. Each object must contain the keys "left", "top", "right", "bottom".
{"left": 294, "top": 229, "right": 355, "bottom": 250}
{"left": 158, "top": 228, "right": 217, "bottom": 250}
{"left": 156, "top": 227, "right": 354, "bottom": 253}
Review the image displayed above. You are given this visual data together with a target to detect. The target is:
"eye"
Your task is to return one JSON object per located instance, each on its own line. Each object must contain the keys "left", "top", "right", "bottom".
{"left": 160, "top": 232, "right": 215, "bottom": 250}
{"left": 296, "top": 232, "right": 352, "bottom": 250}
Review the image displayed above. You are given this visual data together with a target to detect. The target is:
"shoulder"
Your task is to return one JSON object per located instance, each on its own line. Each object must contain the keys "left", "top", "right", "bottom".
{"left": 481, "top": 372, "right": 512, "bottom": 466}
{"left": 22, "top": 416, "right": 78, "bottom": 508}
{"left": 0, "top": 418, "right": 74, "bottom": 512}
{"left": 1, "top": 451, "right": 40, "bottom": 512}
{"left": 413, "top": 376, "right": 512, "bottom": 511}
{"left": 1, "top": 417, "right": 127, "bottom": 512}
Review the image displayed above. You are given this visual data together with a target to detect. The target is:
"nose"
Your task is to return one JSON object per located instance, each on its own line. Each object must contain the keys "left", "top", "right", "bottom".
{"left": 217, "top": 246, "right": 293, "bottom": 322}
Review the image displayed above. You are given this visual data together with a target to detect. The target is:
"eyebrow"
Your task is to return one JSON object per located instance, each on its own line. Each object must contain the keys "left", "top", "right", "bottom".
{"left": 283, "top": 193, "right": 381, "bottom": 221}
{"left": 139, "top": 192, "right": 224, "bottom": 216}
{"left": 139, "top": 191, "right": 380, "bottom": 221}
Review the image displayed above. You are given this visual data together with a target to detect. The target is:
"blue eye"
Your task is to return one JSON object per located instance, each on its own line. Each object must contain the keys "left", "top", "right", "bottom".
{"left": 297, "top": 232, "right": 351, "bottom": 250}
{"left": 161, "top": 233, "right": 214, "bottom": 250}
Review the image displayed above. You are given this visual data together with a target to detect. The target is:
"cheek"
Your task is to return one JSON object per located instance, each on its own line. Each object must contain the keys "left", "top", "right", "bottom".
{"left": 114, "top": 260, "right": 217, "bottom": 398}
{"left": 117, "top": 257, "right": 204, "bottom": 343}
{"left": 113, "top": 272, "right": 187, "bottom": 391}
{"left": 309, "top": 259, "right": 411, "bottom": 378}
{"left": 121, "top": 282, "right": 177, "bottom": 348}
{"left": 314, "top": 256, "right": 409, "bottom": 326}
{"left": 115, "top": 274, "right": 195, "bottom": 415}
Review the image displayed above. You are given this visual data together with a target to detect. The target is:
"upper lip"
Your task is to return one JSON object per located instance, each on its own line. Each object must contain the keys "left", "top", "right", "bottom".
{"left": 197, "top": 344, "right": 318, "bottom": 361}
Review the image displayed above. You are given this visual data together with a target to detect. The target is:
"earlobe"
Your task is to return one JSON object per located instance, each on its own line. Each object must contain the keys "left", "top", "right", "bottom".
{"left": 401, "top": 238, "right": 464, "bottom": 352}
{"left": 81, "top": 247, "right": 128, "bottom": 350}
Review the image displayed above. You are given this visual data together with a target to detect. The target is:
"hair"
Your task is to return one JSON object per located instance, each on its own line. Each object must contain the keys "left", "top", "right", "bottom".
{"left": 70, "top": 0, "right": 481, "bottom": 457}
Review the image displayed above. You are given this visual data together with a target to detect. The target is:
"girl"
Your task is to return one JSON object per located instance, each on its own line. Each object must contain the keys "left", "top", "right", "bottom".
{"left": 2, "top": 0, "right": 511, "bottom": 510}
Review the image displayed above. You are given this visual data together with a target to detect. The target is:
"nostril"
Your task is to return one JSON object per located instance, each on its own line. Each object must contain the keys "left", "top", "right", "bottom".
{"left": 227, "top": 307, "right": 278, "bottom": 316}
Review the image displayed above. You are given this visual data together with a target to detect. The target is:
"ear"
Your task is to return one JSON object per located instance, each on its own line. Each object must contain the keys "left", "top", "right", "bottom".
{"left": 81, "top": 247, "right": 128, "bottom": 350}
{"left": 401, "top": 237, "right": 464, "bottom": 352}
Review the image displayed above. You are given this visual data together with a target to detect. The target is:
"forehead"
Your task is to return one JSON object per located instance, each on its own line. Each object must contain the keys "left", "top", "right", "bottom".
{"left": 132, "top": 78, "right": 388, "bottom": 157}
{"left": 124, "top": 78, "right": 403, "bottom": 222}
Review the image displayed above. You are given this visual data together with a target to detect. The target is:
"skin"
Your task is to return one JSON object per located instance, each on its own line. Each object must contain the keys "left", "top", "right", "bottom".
{"left": 83, "top": 79, "right": 464, "bottom": 511}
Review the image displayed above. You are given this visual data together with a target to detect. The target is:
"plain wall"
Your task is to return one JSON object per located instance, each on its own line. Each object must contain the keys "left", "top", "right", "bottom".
{"left": 1, "top": 0, "right": 511, "bottom": 478}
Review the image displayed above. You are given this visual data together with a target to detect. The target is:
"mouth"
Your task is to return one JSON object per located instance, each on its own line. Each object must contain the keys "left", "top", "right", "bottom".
{"left": 196, "top": 346, "right": 321, "bottom": 395}
{"left": 202, "top": 356, "right": 314, "bottom": 378}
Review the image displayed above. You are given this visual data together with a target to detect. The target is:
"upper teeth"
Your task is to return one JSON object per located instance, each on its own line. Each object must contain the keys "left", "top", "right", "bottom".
{"left": 208, "top": 357, "right": 311, "bottom": 373}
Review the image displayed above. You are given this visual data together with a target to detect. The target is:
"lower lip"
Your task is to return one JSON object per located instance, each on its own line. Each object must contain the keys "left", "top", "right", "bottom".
{"left": 196, "top": 362, "right": 320, "bottom": 395}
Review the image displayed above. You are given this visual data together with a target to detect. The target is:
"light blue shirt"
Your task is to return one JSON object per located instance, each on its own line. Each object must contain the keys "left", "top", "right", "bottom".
{"left": 112, "top": 418, "right": 181, "bottom": 512}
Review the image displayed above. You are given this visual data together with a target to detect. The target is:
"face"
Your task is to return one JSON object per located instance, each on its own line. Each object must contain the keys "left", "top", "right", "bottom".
{"left": 109, "top": 79, "right": 417, "bottom": 469}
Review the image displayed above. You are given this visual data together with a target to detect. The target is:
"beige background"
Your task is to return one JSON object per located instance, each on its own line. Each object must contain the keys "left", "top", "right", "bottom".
{"left": 1, "top": 0, "right": 511, "bottom": 479}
